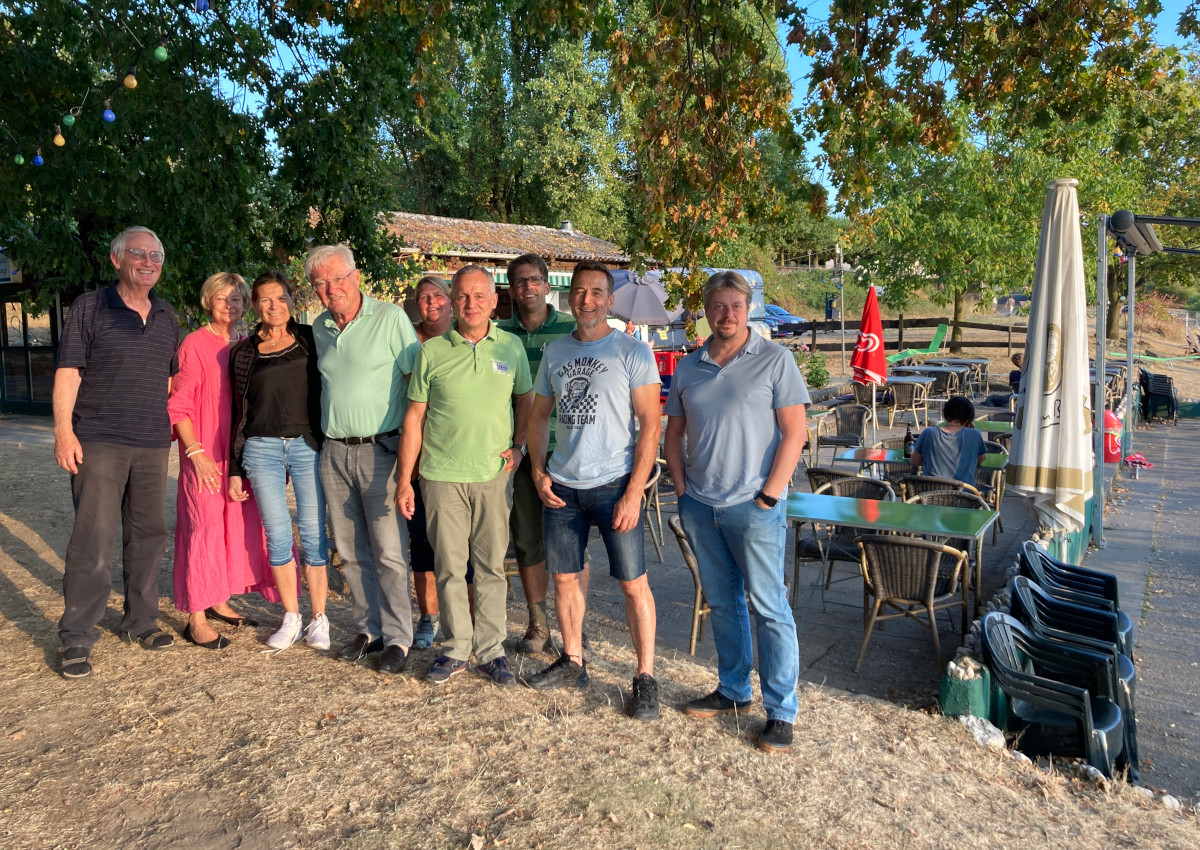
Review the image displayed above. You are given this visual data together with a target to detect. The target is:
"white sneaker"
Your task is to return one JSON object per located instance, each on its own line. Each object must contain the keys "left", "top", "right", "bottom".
{"left": 304, "top": 613, "right": 331, "bottom": 650}
{"left": 267, "top": 612, "right": 303, "bottom": 650}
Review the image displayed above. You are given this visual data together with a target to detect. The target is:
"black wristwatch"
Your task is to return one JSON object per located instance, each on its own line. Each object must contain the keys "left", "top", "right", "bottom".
{"left": 754, "top": 490, "right": 778, "bottom": 508}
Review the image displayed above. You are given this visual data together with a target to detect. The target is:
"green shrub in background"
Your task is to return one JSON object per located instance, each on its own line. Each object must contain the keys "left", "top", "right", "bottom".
{"left": 794, "top": 347, "right": 829, "bottom": 389}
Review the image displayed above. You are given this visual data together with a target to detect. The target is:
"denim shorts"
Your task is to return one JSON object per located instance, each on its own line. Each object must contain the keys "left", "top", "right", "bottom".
{"left": 240, "top": 436, "right": 328, "bottom": 568}
{"left": 544, "top": 474, "right": 645, "bottom": 582}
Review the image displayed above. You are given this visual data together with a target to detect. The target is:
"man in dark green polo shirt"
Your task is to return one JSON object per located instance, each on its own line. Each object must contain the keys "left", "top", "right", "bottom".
{"left": 397, "top": 266, "right": 533, "bottom": 686}
{"left": 496, "top": 253, "right": 588, "bottom": 655}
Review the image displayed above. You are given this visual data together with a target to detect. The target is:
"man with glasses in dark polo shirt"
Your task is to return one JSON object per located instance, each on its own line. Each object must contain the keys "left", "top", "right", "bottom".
{"left": 54, "top": 225, "right": 181, "bottom": 679}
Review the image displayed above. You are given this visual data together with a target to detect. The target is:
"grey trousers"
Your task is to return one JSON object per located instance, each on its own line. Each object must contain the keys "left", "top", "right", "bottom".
{"left": 59, "top": 442, "right": 170, "bottom": 650}
{"left": 421, "top": 473, "right": 513, "bottom": 664}
{"left": 319, "top": 436, "right": 413, "bottom": 648}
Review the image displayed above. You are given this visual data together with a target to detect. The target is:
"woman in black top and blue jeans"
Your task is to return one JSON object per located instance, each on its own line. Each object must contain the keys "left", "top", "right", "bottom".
{"left": 229, "top": 271, "right": 329, "bottom": 652}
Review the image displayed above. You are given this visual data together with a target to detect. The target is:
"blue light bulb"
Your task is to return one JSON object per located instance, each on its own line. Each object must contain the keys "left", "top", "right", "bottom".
{"left": 103, "top": 108, "right": 116, "bottom": 122}
{"left": 33, "top": 154, "right": 44, "bottom": 166}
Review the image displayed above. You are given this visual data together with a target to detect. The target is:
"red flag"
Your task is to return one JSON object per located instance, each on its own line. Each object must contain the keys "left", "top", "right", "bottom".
{"left": 851, "top": 286, "right": 887, "bottom": 385}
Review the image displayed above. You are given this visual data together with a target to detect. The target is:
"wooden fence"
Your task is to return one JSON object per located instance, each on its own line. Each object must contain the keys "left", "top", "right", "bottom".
{"left": 778, "top": 316, "right": 1028, "bottom": 358}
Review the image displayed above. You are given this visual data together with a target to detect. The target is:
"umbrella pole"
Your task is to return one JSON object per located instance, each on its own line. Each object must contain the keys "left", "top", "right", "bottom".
{"left": 871, "top": 391, "right": 877, "bottom": 449}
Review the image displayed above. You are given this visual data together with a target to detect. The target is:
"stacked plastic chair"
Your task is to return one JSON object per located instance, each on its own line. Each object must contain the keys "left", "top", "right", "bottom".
{"left": 981, "top": 612, "right": 1127, "bottom": 779}
{"left": 1009, "top": 576, "right": 1139, "bottom": 781}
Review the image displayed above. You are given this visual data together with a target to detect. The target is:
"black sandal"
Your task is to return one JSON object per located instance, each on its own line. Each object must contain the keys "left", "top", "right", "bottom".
{"left": 205, "top": 607, "right": 259, "bottom": 628}
{"left": 121, "top": 628, "right": 175, "bottom": 650}
{"left": 61, "top": 649, "right": 92, "bottom": 679}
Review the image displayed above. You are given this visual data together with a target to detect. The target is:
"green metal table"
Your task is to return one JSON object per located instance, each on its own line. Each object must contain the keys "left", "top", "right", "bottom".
{"left": 786, "top": 491, "right": 998, "bottom": 628}
{"left": 832, "top": 447, "right": 1008, "bottom": 470}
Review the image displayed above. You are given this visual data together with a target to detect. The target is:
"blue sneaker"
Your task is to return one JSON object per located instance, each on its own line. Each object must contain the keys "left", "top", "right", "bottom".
{"left": 425, "top": 655, "right": 467, "bottom": 684}
{"left": 413, "top": 614, "right": 437, "bottom": 650}
{"left": 476, "top": 655, "right": 516, "bottom": 687}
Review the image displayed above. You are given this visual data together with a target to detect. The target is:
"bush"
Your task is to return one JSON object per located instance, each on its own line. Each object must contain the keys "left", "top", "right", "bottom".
{"left": 794, "top": 347, "right": 829, "bottom": 389}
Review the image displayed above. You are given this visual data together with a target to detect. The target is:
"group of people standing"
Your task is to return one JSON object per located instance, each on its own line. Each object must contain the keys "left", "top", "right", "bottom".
{"left": 52, "top": 225, "right": 810, "bottom": 752}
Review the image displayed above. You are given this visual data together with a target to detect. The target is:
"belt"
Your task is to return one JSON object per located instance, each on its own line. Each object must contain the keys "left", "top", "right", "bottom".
{"left": 330, "top": 429, "right": 399, "bottom": 446}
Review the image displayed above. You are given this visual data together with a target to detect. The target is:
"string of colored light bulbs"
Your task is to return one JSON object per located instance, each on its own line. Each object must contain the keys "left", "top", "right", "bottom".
{"left": 10, "top": 1, "right": 215, "bottom": 167}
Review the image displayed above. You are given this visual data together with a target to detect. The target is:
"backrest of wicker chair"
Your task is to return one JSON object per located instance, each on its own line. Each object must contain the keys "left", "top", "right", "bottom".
{"left": 857, "top": 534, "right": 958, "bottom": 600}
{"left": 820, "top": 476, "right": 895, "bottom": 501}
{"left": 852, "top": 382, "right": 874, "bottom": 405}
{"left": 897, "top": 474, "right": 967, "bottom": 500}
{"left": 875, "top": 436, "right": 906, "bottom": 451}
{"left": 908, "top": 490, "right": 989, "bottom": 511}
{"left": 891, "top": 382, "right": 916, "bottom": 406}
{"left": 982, "top": 440, "right": 1007, "bottom": 455}
{"left": 805, "top": 466, "right": 858, "bottom": 493}
{"left": 834, "top": 404, "right": 871, "bottom": 437}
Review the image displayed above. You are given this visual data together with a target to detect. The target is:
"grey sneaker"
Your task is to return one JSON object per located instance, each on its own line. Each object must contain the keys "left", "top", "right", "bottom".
{"left": 756, "top": 719, "right": 794, "bottom": 753}
{"left": 629, "top": 673, "right": 660, "bottom": 721}
{"left": 523, "top": 654, "right": 589, "bottom": 690}
{"left": 515, "top": 621, "right": 552, "bottom": 654}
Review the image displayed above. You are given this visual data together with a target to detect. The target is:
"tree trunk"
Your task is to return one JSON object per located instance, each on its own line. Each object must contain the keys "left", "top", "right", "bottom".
{"left": 950, "top": 290, "right": 965, "bottom": 353}
{"left": 1105, "top": 263, "right": 1122, "bottom": 341}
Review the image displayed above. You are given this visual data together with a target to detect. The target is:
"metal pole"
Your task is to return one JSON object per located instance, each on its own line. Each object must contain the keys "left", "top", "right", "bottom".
{"left": 1092, "top": 215, "right": 1108, "bottom": 548}
{"left": 1126, "top": 251, "right": 1136, "bottom": 458}
{"left": 837, "top": 244, "right": 846, "bottom": 373}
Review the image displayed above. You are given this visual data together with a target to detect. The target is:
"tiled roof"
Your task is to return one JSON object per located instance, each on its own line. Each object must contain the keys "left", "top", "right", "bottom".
{"left": 384, "top": 212, "right": 630, "bottom": 265}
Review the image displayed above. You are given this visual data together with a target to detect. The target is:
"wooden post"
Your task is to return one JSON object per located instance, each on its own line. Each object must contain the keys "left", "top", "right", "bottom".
{"left": 1007, "top": 325, "right": 1013, "bottom": 359}
{"left": 897, "top": 314, "right": 904, "bottom": 350}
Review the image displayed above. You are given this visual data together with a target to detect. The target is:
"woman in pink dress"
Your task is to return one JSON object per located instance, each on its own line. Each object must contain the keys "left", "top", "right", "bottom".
{"left": 168, "top": 272, "right": 276, "bottom": 648}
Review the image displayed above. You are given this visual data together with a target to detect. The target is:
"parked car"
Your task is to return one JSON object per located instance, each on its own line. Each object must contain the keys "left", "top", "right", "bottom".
{"left": 764, "top": 304, "right": 805, "bottom": 337}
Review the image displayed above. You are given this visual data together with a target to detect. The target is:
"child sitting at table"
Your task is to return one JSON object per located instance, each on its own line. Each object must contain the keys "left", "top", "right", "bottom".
{"left": 909, "top": 395, "right": 986, "bottom": 485}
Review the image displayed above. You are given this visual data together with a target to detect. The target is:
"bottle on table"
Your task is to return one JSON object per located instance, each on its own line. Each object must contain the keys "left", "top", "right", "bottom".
{"left": 903, "top": 425, "right": 915, "bottom": 458}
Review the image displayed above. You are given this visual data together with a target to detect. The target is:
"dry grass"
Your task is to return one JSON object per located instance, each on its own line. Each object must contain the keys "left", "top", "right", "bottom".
{"left": 1, "top": 448, "right": 1197, "bottom": 849}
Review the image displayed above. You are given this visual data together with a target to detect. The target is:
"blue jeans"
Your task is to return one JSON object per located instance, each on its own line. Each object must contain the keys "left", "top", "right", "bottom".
{"left": 679, "top": 493, "right": 799, "bottom": 722}
{"left": 240, "top": 436, "right": 328, "bottom": 568}
{"left": 544, "top": 474, "right": 644, "bottom": 581}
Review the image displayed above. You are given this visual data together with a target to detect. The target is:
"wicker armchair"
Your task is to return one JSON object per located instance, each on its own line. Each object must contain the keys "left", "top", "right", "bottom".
{"left": 642, "top": 464, "right": 663, "bottom": 562}
{"left": 887, "top": 381, "right": 929, "bottom": 427}
{"left": 896, "top": 474, "right": 981, "bottom": 502}
{"left": 814, "top": 404, "right": 871, "bottom": 466}
{"left": 873, "top": 437, "right": 915, "bottom": 488}
{"left": 973, "top": 465, "right": 1005, "bottom": 543}
{"left": 804, "top": 466, "right": 859, "bottom": 494}
{"left": 667, "top": 516, "right": 711, "bottom": 655}
{"left": 906, "top": 489, "right": 991, "bottom": 629}
{"left": 793, "top": 477, "right": 896, "bottom": 601}
{"left": 854, "top": 534, "right": 969, "bottom": 674}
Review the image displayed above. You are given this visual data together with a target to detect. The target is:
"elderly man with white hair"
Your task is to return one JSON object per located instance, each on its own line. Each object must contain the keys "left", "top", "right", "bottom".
{"left": 309, "top": 244, "right": 420, "bottom": 674}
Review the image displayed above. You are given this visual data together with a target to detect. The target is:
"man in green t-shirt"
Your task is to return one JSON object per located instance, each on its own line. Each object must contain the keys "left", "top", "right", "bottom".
{"left": 397, "top": 266, "right": 533, "bottom": 686}
{"left": 496, "top": 253, "right": 589, "bottom": 656}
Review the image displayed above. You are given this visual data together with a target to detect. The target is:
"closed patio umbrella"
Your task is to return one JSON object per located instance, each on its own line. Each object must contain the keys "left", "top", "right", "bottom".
{"left": 850, "top": 285, "right": 887, "bottom": 446}
{"left": 1008, "top": 178, "right": 1093, "bottom": 533}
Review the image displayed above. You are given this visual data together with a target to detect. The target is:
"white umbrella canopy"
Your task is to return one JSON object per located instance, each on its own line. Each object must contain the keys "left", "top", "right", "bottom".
{"left": 1007, "top": 178, "right": 1093, "bottom": 532}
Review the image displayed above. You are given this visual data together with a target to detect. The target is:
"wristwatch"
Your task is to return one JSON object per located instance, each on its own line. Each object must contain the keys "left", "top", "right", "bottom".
{"left": 754, "top": 490, "right": 778, "bottom": 507}
{"left": 513, "top": 444, "right": 527, "bottom": 457}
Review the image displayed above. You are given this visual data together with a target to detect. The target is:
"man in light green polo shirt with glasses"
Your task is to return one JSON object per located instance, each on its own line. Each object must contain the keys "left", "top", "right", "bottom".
{"left": 397, "top": 265, "right": 533, "bottom": 687}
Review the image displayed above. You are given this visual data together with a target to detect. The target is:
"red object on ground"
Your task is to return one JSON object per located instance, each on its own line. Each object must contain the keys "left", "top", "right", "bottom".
{"left": 1103, "top": 410, "right": 1122, "bottom": 463}
{"left": 655, "top": 350, "right": 684, "bottom": 376}
{"left": 851, "top": 287, "right": 887, "bottom": 386}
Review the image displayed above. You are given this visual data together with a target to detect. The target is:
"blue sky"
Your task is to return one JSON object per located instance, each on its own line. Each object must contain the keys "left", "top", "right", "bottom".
{"left": 782, "top": 1, "right": 1198, "bottom": 199}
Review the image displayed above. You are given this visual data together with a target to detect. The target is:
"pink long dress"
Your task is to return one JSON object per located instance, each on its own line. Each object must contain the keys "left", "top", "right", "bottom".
{"left": 168, "top": 328, "right": 279, "bottom": 611}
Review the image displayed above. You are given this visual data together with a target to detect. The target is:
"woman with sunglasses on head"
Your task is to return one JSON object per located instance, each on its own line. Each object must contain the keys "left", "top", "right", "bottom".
{"left": 169, "top": 272, "right": 277, "bottom": 648}
{"left": 228, "top": 270, "right": 330, "bottom": 652}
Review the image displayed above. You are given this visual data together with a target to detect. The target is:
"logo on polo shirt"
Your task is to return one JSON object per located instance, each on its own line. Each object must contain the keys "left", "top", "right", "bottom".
{"left": 492, "top": 359, "right": 510, "bottom": 375}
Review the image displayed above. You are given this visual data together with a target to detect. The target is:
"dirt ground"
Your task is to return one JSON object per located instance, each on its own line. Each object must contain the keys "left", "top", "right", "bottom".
{"left": 2, "top": 436, "right": 1198, "bottom": 847}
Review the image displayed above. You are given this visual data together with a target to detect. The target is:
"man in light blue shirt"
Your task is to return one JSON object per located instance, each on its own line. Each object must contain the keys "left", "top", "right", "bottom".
{"left": 310, "top": 244, "right": 420, "bottom": 674}
{"left": 524, "top": 261, "right": 662, "bottom": 722}
{"left": 665, "top": 270, "right": 809, "bottom": 753}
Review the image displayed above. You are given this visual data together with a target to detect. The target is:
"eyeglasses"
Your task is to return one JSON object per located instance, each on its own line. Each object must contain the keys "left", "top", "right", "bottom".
{"left": 125, "top": 248, "right": 165, "bottom": 264}
{"left": 310, "top": 268, "right": 357, "bottom": 290}
{"left": 511, "top": 275, "right": 546, "bottom": 288}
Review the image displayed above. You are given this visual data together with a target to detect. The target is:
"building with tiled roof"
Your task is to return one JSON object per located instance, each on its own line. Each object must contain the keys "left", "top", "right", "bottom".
{"left": 384, "top": 212, "right": 631, "bottom": 270}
